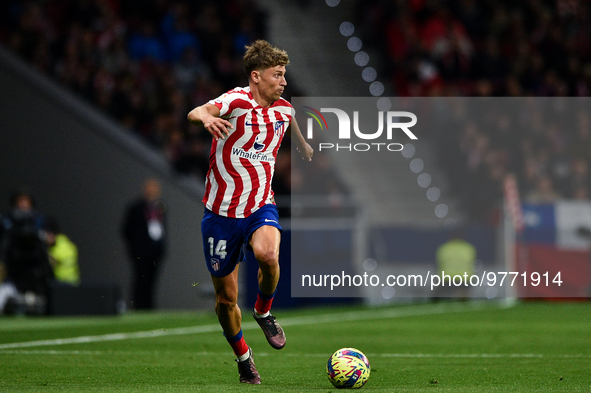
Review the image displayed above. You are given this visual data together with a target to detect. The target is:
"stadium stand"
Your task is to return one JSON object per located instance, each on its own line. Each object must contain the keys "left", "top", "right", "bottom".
{"left": 0, "top": 0, "right": 268, "bottom": 181}
{"left": 2, "top": 0, "right": 590, "bottom": 226}
{"left": 351, "top": 0, "right": 591, "bottom": 223}
{"left": 0, "top": 0, "right": 350, "bottom": 216}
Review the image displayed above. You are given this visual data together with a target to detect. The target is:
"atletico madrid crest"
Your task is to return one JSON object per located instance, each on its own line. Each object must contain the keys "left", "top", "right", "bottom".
{"left": 211, "top": 257, "right": 220, "bottom": 272}
{"left": 274, "top": 121, "right": 286, "bottom": 137}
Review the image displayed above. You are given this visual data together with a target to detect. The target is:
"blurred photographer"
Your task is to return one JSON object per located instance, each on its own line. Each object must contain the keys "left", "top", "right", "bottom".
{"left": 0, "top": 191, "right": 53, "bottom": 314}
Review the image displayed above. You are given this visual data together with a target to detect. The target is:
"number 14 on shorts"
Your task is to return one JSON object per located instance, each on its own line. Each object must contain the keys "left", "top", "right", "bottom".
{"left": 208, "top": 237, "right": 228, "bottom": 259}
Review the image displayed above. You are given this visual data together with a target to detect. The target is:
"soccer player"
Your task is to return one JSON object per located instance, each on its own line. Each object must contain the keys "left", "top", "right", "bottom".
{"left": 187, "top": 40, "right": 313, "bottom": 384}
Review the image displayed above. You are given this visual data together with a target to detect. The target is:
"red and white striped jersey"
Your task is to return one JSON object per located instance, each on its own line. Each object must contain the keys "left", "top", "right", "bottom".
{"left": 203, "top": 86, "right": 291, "bottom": 218}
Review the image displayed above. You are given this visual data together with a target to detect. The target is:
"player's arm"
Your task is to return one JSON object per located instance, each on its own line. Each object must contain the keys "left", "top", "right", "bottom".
{"left": 187, "top": 103, "right": 233, "bottom": 141}
{"left": 287, "top": 118, "right": 313, "bottom": 162}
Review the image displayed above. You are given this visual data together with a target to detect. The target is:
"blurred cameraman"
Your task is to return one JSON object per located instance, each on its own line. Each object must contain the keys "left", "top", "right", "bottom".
{"left": 0, "top": 191, "right": 53, "bottom": 314}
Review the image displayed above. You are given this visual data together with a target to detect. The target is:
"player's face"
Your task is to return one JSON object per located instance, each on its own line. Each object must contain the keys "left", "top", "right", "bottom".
{"left": 257, "top": 65, "right": 287, "bottom": 104}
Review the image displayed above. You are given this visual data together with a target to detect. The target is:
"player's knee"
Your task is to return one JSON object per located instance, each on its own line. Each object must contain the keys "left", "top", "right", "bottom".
{"left": 253, "top": 247, "right": 279, "bottom": 271}
{"left": 215, "top": 292, "right": 238, "bottom": 311}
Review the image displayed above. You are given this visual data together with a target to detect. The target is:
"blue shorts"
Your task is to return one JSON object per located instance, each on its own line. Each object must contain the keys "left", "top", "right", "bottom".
{"left": 201, "top": 204, "right": 282, "bottom": 277}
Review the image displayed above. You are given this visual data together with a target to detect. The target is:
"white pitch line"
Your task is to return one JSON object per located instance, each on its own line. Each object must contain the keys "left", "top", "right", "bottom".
{"left": 0, "top": 324, "right": 221, "bottom": 350}
{"left": 3, "top": 350, "right": 589, "bottom": 359}
{"left": 268, "top": 352, "right": 591, "bottom": 359}
{"left": 0, "top": 350, "right": 106, "bottom": 355}
{"left": 0, "top": 301, "right": 504, "bottom": 350}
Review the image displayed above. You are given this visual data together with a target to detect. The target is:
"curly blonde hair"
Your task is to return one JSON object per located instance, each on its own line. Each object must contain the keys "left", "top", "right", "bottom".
{"left": 243, "top": 40, "right": 289, "bottom": 77}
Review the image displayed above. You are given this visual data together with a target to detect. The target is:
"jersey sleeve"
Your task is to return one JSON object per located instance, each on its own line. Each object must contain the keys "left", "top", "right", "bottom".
{"left": 207, "top": 92, "right": 233, "bottom": 117}
{"left": 208, "top": 90, "right": 236, "bottom": 117}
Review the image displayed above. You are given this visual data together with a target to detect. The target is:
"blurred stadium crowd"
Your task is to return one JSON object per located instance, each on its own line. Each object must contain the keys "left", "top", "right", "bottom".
{"left": 0, "top": 0, "right": 268, "bottom": 180}
{"left": 423, "top": 98, "right": 590, "bottom": 222}
{"left": 1, "top": 0, "right": 590, "bottom": 224}
{"left": 355, "top": 0, "right": 591, "bottom": 97}
{"left": 354, "top": 0, "right": 591, "bottom": 222}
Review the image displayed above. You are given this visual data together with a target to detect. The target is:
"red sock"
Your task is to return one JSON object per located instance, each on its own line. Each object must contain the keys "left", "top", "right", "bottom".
{"left": 226, "top": 330, "right": 249, "bottom": 357}
{"left": 254, "top": 289, "right": 275, "bottom": 314}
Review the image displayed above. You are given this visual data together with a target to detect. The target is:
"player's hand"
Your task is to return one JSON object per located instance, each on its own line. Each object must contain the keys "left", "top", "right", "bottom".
{"left": 297, "top": 142, "right": 314, "bottom": 161}
{"left": 203, "top": 115, "right": 233, "bottom": 140}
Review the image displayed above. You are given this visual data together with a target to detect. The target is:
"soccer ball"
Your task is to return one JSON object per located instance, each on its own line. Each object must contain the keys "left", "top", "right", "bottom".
{"left": 326, "top": 348, "right": 370, "bottom": 389}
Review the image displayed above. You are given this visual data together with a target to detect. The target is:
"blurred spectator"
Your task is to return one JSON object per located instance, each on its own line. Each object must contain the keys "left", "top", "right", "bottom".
{"left": 567, "top": 158, "right": 591, "bottom": 198}
{"left": 526, "top": 176, "right": 561, "bottom": 204}
{"left": 0, "top": 190, "right": 53, "bottom": 311}
{"left": 434, "top": 228, "right": 476, "bottom": 300}
{"left": 44, "top": 216, "right": 80, "bottom": 286}
{"left": 122, "top": 179, "right": 166, "bottom": 310}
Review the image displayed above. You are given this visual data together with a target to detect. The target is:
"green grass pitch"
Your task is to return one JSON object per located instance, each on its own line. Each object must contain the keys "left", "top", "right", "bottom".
{"left": 0, "top": 301, "right": 590, "bottom": 392}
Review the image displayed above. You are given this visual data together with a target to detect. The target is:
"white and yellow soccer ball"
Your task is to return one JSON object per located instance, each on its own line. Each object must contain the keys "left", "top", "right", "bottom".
{"left": 326, "top": 347, "right": 370, "bottom": 389}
